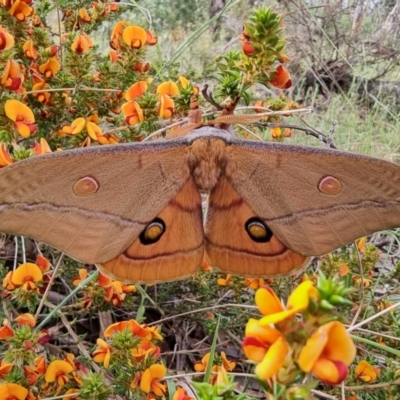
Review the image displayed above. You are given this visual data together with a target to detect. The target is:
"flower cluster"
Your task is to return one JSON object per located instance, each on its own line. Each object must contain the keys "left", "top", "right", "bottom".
{"left": 2, "top": 255, "right": 51, "bottom": 310}
{"left": 72, "top": 269, "right": 136, "bottom": 308}
{"left": 92, "top": 319, "right": 166, "bottom": 398}
{"left": 243, "top": 279, "right": 356, "bottom": 395}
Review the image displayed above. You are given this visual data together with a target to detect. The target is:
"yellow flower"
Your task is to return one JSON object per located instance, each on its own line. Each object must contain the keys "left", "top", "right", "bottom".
{"left": 256, "top": 281, "right": 318, "bottom": 326}
{"left": 71, "top": 33, "right": 94, "bottom": 54}
{"left": 125, "top": 81, "right": 148, "bottom": 101}
{"left": 298, "top": 321, "right": 356, "bottom": 385}
{"left": 140, "top": 364, "right": 167, "bottom": 396}
{"left": 355, "top": 360, "right": 380, "bottom": 382}
{"left": 157, "top": 81, "right": 179, "bottom": 96}
{"left": 93, "top": 338, "right": 111, "bottom": 369}
{"left": 121, "top": 101, "right": 144, "bottom": 125}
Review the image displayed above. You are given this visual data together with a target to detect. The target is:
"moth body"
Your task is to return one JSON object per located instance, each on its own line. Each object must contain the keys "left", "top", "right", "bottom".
{"left": 1, "top": 126, "right": 400, "bottom": 283}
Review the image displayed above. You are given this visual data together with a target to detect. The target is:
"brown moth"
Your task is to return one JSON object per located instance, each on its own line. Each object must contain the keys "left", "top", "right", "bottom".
{"left": 1, "top": 126, "right": 400, "bottom": 283}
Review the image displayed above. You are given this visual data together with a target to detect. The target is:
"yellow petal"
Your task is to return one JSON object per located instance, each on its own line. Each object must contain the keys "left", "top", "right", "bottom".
{"left": 255, "top": 286, "right": 284, "bottom": 316}
{"left": 255, "top": 336, "right": 288, "bottom": 380}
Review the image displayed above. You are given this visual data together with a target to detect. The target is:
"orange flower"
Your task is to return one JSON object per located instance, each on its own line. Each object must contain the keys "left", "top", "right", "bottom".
{"left": 32, "top": 81, "right": 51, "bottom": 104}
{"left": 0, "top": 360, "right": 13, "bottom": 378}
{"left": 243, "top": 319, "right": 288, "bottom": 380}
{"left": 79, "top": 8, "right": 91, "bottom": 22}
{"left": 109, "top": 50, "right": 120, "bottom": 62}
{"left": 271, "top": 127, "right": 282, "bottom": 139}
{"left": 62, "top": 115, "right": 103, "bottom": 141}
{"left": 355, "top": 360, "right": 380, "bottom": 382}
{"left": 0, "top": 144, "right": 13, "bottom": 167}
{"left": 9, "top": 0, "right": 34, "bottom": 21}
{"left": 15, "top": 313, "right": 36, "bottom": 327}
{"left": 97, "top": 133, "right": 119, "bottom": 145}
{"left": 39, "top": 58, "right": 60, "bottom": 78}
{"left": 242, "top": 40, "right": 256, "bottom": 55}
{"left": 24, "top": 355, "right": 46, "bottom": 385}
{"left": 217, "top": 274, "right": 232, "bottom": 286}
{"left": 0, "top": 25, "right": 15, "bottom": 50}
{"left": 2, "top": 271, "right": 15, "bottom": 290}
{"left": 33, "top": 138, "right": 52, "bottom": 155}
{"left": 5, "top": 99, "right": 36, "bottom": 138}
{"left": 194, "top": 351, "right": 235, "bottom": 383}
{"left": 158, "top": 94, "right": 174, "bottom": 118}
{"left": 104, "top": 319, "right": 154, "bottom": 340}
{"left": 339, "top": 263, "right": 349, "bottom": 277}
{"left": 122, "top": 25, "right": 147, "bottom": 49}
{"left": 134, "top": 62, "right": 150, "bottom": 72}
{"left": 270, "top": 65, "right": 292, "bottom": 89}
{"left": 11, "top": 262, "right": 43, "bottom": 290}
{"left": 93, "top": 338, "right": 111, "bottom": 368}
{"left": 157, "top": 81, "right": 179, "bottom": 96}
{"left": 131, "top": 340, "right": 159, "bottom": 362}
{"left": 45, "top": 360, "right": 74, "bottom": 386}
{"left": 146, "top": 30, "right": 157, "bottom": 45}
{"left": 110, "top": 20, "right": 130, "bottom": 49}
{"left": 121, "top": 101, "right": 144, "bottom": 125}
{"left": 0, "top": 383, "right": 28, "bottom": 400}
{"left": 173, "top": 387, "right": 195, "bottom": 400}
{"left": 140, "top": 364, "right": 167, "bottom": 396}
{"left": 125, "top": 81, "right": 148, "bottom": 101}
{"left": 72, "top": 269, "right": 88, "bottom": 286}
{"left": 244, "top": 278, "right": 265, "bottom": 290}
{"left": 0, "top": 319, "right": 14, "bottom": 340}
{"left": 71, "top": 33, "right": 94, "bottom": 54}
{"left": 357, "top": 237, "right": 366, "bottom": 253}
{"left": 256, "top": 281, "right": 318, "bottom": 326}
{"left": 23, "top": 39, "right": 38, "bottom": 59}
{"left": 1, "top": 59, "right": 24, "bottom": 92}
{"left": 298, "top": 321, "right": 356, "bottom": 385}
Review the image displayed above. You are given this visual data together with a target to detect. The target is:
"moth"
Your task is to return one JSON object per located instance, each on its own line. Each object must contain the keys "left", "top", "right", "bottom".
{"left": 1, "top": 126, "right": 400, "bottom": 283}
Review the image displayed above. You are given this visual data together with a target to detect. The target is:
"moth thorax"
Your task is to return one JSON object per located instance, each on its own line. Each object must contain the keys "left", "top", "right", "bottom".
{"left": 189, "top": 138, "right": 227, "bottom": 192}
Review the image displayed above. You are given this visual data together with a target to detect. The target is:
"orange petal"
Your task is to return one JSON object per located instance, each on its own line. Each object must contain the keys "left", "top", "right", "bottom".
{"left": 39, "top": 58, "right": 60, "bottom": 78}
{"left": 0, "top": 144, "right": 13, "bottom": 167}
{"left": 242, "top": 336, "right": 268, "bottom": 363}
{"left": 311, "top": 357, "right": 349, "bottom": 385}
{"left": 245, "top": 318, "right": 282, "bottom": 344}
{"left": 0, "top": 25, "right": 15, "bottom": 50}
{"left": 157, "top": 81, "right": 179, "bottom": 96}
{"left": 146, "top": 30, "right": 157, "bottom": 46}
{"left": 158, "top": 94, "right": 174, "bottom": 118}
{"left": 15, "top": 313, "right": 36, "bottom": 327}
{"left": 140, "top": 364, "right": 166, "bottom": 393}
{"left": 125, "top": 81, "right": 148, "bottom": 101}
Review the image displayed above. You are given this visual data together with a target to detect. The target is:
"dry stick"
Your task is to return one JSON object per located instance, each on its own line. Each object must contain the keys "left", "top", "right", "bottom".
{"left": 347, "top": 301, "right": 400, "bottom": 333}
{"left": 45, "top": 301, "right": 102, "bottom": 372}
{"left": 148, "top": 303, "right": 257, "bottom": 326}
{"left": 349, "top": 244, "right": 365, "bottom": 327}
{"left": 34, "top": 253, "right": 65, "bottom": 320}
